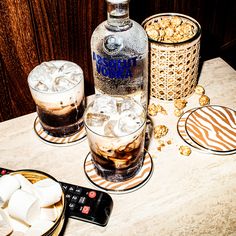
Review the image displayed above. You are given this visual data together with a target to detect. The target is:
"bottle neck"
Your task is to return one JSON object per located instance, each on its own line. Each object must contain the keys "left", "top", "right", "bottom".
{"left": 106, "top": 1, "right": 132, "bottom": 31}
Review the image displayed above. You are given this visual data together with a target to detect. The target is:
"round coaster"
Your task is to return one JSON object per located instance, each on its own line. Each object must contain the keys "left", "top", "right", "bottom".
{"left": 177, "top": 108, "right": 236, "bottom": 155}
{"left": 34, "top": 117, "right": 86, "bottom": 146}
{"left": 185, "top": 105, "right": 236, "bottom": 153}
{"left": 177, "top": 108, "right": 200, "bottom": 150}
{"left": 84, "top": 152, "right": 153, "bottom": 194}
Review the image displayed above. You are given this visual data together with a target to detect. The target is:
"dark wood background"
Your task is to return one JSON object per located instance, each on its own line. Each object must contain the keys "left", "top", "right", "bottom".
{"left": 0, "top": 0, "right": 235, "bottom": 122}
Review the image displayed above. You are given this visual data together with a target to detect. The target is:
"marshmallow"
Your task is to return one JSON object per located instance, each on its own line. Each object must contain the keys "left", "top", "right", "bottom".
{"left": 7, "top": 214, "right": 29, "bottom": 232}
{"left": 0, "top": 175, "right": 20, "bottom": 206}
{"left": 24, "top": 219, "right": 54, "bottom": 236}
{"left": 0, "top": 208, "right": 13, "bottom": 235}
{"left": 10, "top": 231, "right": 25, "bottom": 236}
{"left": 14, "top": 174, "right": 34, "bottom": 194}
{"left": 40, "top": 205, "right": 58, "bottom": 222}
{"left": 33, "top": 178, "right": 62, "bottom": 207}
{"left": 8, "top": 189, "right": 41, "bottom": 226}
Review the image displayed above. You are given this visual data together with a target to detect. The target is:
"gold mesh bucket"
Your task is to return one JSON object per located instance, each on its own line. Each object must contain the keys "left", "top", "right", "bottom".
{"left": 142, "top": 13, "right": 201, "bottom": 100}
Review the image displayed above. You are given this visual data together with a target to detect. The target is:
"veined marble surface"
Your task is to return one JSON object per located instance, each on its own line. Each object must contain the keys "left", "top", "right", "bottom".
{"left": 0, "top": 57, "right": 236, "bottom": 236}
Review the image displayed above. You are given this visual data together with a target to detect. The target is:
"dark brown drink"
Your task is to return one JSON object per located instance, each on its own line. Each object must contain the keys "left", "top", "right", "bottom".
{"left": 89, "top": 134, "right": 145, "bottom": 182}
{"left": 37, "top": 100, "right": 85, "bottom": 137}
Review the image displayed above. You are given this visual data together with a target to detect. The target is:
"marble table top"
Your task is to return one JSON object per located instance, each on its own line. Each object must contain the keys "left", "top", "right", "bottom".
{"left": 0, "top": 57, "right": 236, "bottom": 235}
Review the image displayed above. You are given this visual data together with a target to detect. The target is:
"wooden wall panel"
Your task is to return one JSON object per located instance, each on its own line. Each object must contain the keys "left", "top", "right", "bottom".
{"left": 27, "top": 0, "right": 106, "bottom": 94}
{"left": 0, "top": 0, "right": 106, "bottom": 121}
{"left": 0, "top": 0, "right": 235, "bottom": 121}
{"left": 0, "top": 0, "right": 38, "bottom": 120}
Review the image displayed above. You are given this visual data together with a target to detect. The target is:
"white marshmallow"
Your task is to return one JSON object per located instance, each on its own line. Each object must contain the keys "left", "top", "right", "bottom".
{"left": 33, "top": 178, "right": 62, "bottom": 207}
{"left": 8, "top": 189, "right": 41, "bottom": 226}
{"left": 40, "top": 205, "right": 58, "bottom": 222}
{"left": 7, "top": 213, "right": 29, "bottom": 232}
{"left": 0, "top": 208, "right": 13, "bottom": 235}
{"left": 14, "top": 174, "right": 34, "bottom": 194}
{"left": 10, "top": 231, "right": 25, "bottom": 236}
{"left": 24, "top": 219, "right": 54, "bottom": 236}
{"left": 0, "top": 175, "right": 20, "bottom": 206}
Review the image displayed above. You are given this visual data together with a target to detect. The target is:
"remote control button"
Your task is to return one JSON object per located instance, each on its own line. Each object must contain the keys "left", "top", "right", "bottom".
{"left": 69, "top": 203, "right": 76, "bottom": 211}
{"left": 61, "top": 184, "right": 68, "bottom": 192}
{"left": 65, "top": 193, "right": 72, "bottom": 201}
{"left": 81, "top": 206, "right": 90, "bottom": 214}
{"left": 88, "top": 191, "right": 96, "bottom": 199}
{"left": 71, "top": 195, "right": 79, "bottom": 203}
{"left": 78, "top": 196, "right": 86, "bottom": 204}
{"left": 68, "top": 186, "right": 75, "bottom": 193}
{"left": 1, "top": 170, "right": 7, "bottom": 175}
{"left": 75, "top": 187, "right": 83, "bottom": 195}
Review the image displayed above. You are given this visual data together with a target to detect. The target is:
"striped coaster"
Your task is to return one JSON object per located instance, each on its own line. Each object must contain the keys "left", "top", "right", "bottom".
{"left": 177, "top": 107, "right": 236, "bottom": 155}
{"left": 84, "top": 152, "right": 153, "bottom": 194}
{"left": 177, "top": 108, "right": 199, "bottom": 149}
{"left": 34, "top": 117, "right": 86, "bottom": 146}
{"left": 185, "top": 105, "right": 236, "bottom": 153}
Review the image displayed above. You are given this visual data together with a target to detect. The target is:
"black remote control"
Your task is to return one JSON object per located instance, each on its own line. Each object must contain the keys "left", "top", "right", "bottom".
{"left": 0, "top": 167, "right": 113, "bottom": 226}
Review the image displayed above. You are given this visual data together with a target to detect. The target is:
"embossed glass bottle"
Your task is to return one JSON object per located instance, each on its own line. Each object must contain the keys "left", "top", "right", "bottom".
{"left": 91, "top": 0, "right": 148, "bottom": 107}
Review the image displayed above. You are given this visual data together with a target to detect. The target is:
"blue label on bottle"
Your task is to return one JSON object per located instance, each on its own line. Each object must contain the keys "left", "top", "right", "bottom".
{"left": 93, "top": 52, "right": 137, "bottom": 79}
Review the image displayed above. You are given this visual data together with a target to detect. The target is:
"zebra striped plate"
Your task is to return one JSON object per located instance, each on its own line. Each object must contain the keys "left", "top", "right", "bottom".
{"left": 84, "top": 152, "right": 153, "bottom": 194}
{"left": 34, "top": 117, "right": 86, "bottom": 146}
{"left": 185, "top": 105, "right": 236, "bottom": 153}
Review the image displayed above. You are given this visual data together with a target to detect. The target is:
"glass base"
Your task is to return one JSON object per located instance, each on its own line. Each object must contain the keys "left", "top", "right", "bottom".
{"left": 84, "top": 151, "right": 153, "bottom": 194}
{"left": 34, "top": 117, "right": 86, "bottom": 146}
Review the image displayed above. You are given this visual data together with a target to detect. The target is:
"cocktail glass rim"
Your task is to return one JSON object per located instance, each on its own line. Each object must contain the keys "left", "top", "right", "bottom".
{"left": 84, "top": 95, "right": 147, "bottom": 138}
{"left": 27, "top": 60, "right": 84, "bottom": 95}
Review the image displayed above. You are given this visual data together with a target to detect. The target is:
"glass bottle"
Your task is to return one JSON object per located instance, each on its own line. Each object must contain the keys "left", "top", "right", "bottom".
{"left": 91, "top": 0, "right": 148, "bottom": 108}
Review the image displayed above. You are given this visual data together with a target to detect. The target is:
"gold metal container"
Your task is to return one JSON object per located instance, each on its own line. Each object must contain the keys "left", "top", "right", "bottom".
{"left": 11, "top": 169, "right": 66, "bottom": 236}
{"left": 142, "top": 13, "right": 201, "bottom": 100}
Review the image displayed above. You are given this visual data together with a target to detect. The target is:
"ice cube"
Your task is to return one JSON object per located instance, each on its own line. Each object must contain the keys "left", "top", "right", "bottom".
{"left": 117, "top": 97, "right": 143, "bottom": 117}
{"left": 70, "top": 73, "right": 83, "bottom": 84}
{"left": 119, "top": 98, "right": 133, "bottom": 112}
{"left": 92, "top": 95, "right": 117, "bottom": 115}
{"left": 34, "top": 81, "right": 49, "bottom": 91}
{"left": 117, "top": 110, "right": 143, "bottom": 135}
{"left": 30, "top": 62, "right": 56, "bottom": 89}
{"left": 59, "top": 62, "right": 79, "bottom": 75}
{"left": 104, "top": 120, "right": 117, "bottom": 136}
{"left": 86, "top": 113, "right": 110, "bottom": 127}
{"left": 41, "top": 62, "right": 57, "bottom": 75}
{"left": 52, "top": 76, "right": 75, "bottom": 92}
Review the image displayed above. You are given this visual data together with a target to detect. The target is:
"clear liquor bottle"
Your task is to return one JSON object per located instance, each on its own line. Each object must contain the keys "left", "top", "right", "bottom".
{"left": 91, "top": 0, "right": 148, "bottom": 108}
